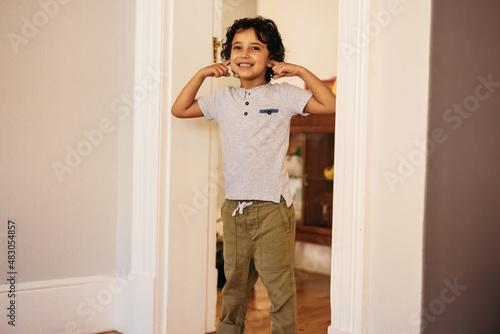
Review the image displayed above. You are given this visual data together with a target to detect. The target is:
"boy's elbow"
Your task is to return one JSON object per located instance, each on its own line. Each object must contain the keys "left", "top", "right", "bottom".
{"left": 323, "top": 106, "right": 335, "bottom": 114}
{"left": 320, "top": 98, "right": 336, "bottom": 114}
{"left": 327, "top": 95, "right": 336, "bottom": 114}
{"left": 171, "top": 107, "right": 186, "bottom": 118}
{"left": 329, "top": 102, "right": 336, "bottom": 114}
{"left": 171, "top": 108, "right": 180, "bottom": 118}
{"left": 171, "top": 100, "right": 202, "bottom": 118}
{"left": 319, "top": 93, "right": 336, "bottom": 114}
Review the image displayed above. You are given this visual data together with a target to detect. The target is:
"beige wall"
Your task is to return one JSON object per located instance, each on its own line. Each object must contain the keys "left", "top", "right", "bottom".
{"left": 365, "top": 0, "right": 431, "bottom": 333}
{"left": 0, "top": 0, "right": 135, "bottom": 282}
{"left": 423, "top": 1, "right": 500, "bottom": 333}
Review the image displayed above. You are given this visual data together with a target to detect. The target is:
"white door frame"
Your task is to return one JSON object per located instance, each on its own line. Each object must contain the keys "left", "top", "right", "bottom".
{"left": 329, "top": 0, "right": 371, "bottom": 333}
{"left": 127, "top": 0, "right": 371, "bottom": 333}
{"left": 114, "top": 0, "right": 164, "bottom": 333}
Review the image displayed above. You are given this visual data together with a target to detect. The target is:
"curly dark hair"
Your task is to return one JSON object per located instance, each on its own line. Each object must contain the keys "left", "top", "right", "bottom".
{"left": 220, "top": 16, "right": 285, "bottom": 83}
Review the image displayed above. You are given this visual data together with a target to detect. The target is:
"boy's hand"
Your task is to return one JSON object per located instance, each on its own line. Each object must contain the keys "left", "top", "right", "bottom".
{"left": 270, "top": 60, "right": 303, "bottom": 80}
{"left": 270, "top": 60, "right": 336, "bottom": 114}
{"left": 171, "top": 60, "right": 231, "bottom": 118}
{"left": 199, "top": 60, "right": 231, "bottom": 78}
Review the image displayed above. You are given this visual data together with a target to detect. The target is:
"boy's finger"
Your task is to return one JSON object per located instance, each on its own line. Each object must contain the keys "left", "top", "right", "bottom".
{"left": 273, "top": 63, "right": 283, "bottom": 71}
{"left": 222, "top": 59, "right": 231, "bottom": 66}
{"left": 220, "top": 67, "right": 229, "bottom": 76}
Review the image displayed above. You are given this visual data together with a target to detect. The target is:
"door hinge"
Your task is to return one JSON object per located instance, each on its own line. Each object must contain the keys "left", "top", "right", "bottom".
{"left": 213, "top": 37, "right": 221, "bottom": 63}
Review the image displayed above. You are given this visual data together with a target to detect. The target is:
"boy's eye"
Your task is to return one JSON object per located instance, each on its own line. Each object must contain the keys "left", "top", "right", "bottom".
{"left": 231, "top": 46, "right": 261, "bottom": 51}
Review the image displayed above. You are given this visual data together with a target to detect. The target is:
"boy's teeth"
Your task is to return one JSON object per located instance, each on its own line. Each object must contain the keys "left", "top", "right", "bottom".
{"left": 239, "top": 63, "right": 252, "bottom": 67}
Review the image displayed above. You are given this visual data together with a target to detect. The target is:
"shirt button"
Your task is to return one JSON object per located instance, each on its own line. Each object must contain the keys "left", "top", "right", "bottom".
{"left": 245, "top": 101, "right": 249, "bottom": 105}
{"left": 267, "top": 110, "right": 272, "bottom": 115}
{"left": 244, "top": 112, "right": 248, "bottom": 116}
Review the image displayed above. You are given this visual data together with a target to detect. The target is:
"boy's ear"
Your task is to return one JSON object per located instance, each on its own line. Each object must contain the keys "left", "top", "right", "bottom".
{"left": 267, "top": 58, "right": 274, "bottom": 67}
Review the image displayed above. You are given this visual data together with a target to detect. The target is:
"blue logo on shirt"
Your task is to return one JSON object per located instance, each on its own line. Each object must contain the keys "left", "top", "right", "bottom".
{"left": 259, "top": 109, "right": 279, "bottom": 115}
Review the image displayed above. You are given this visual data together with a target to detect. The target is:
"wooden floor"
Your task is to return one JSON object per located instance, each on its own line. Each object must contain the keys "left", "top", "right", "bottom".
{"left": 210, "top": 269, "right": 331, "bottom": 334}
{"left": 97, "top": 270, "right": 330, "bottom": 334}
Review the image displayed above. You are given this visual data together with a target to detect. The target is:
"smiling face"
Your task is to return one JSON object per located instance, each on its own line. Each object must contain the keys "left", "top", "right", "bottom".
{"left": 229, "top": 28, "right": 272, "bottom": 89}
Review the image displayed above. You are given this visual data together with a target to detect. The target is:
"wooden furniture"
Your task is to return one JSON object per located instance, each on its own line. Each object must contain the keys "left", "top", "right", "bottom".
{"left": 288, "top": 79, "right": 335, "bottom": 246}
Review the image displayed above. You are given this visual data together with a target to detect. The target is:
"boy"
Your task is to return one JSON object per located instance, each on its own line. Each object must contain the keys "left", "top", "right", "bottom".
{"left": 172, "top": 16, "right": 335, "bottom": 334}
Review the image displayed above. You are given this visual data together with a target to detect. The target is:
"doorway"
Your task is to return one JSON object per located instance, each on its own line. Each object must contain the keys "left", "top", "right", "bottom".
{"left": 155, "top": 0, "right": 370, "bottom": 333}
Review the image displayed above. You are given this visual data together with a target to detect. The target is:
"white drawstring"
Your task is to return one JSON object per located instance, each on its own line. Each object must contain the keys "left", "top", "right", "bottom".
{"left": 232, "top": 201, "right": 253, "bottom": 216}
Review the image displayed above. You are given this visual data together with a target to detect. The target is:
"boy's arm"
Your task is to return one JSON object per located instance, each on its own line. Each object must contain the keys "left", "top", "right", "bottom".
{"left": 270, "top": 61, "right": 336, "bottom": 114}
{"left": 171, "top": 60, "right": 230, "bottom": 118}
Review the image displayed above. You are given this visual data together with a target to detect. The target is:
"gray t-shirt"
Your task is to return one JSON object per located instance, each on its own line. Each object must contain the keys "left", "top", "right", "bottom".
{"left": 198, "top": 82, "right": 313, "bottom": 206}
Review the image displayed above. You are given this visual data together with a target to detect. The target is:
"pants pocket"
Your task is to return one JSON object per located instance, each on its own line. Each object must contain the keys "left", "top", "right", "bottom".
{"left": 258, "top": 203, "right": 294, "bottom": 271}
{"left": 278, "top": 201, "right": 295, "bottom": 234}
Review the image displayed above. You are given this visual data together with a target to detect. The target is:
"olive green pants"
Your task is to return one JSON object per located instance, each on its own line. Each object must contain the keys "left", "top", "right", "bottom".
{"left": 217, "top": 197, "right": 297, "bottom": 334}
